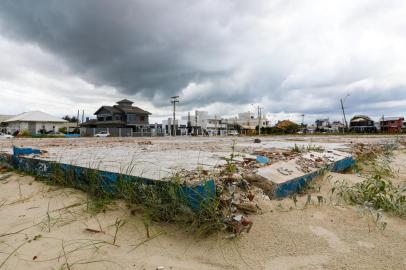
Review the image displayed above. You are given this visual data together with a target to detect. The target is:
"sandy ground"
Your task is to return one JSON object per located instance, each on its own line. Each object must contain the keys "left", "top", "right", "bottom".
{"left": 1, "top": 151, "right": 406, "bottom": 269}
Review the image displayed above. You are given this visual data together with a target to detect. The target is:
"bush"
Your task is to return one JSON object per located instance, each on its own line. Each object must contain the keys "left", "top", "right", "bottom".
{"left": 59, "top": 127, "right": 67, "bottom": 133}
{"left": 19, "top": 130, "right": 32, "bottom": 137}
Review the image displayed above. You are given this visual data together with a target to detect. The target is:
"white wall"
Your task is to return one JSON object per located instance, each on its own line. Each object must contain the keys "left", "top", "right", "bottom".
{"left": 7, "top": 121, "right": 67, "bottom": 134}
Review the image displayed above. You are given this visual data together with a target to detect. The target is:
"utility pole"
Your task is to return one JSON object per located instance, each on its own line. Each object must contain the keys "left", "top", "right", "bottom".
{"left": 257, "top": 106, "right": 263, "bottom": 135}
{"left": 301, "top": 114, "right": 305, "bottom": 126}
{"left": 187, "top": 111, "right": 191, "bottom": 135}
{"left": 170, "top": 96, "right": 179, "bottom": 137}
{"left": 195, "top": 110, "right": 198, "bottom": 135}
{"left": 76, "top": 109, "right": 80, "bottom": 128}
{"left": 340, "top": 95, "right": 350, "bottom": 131}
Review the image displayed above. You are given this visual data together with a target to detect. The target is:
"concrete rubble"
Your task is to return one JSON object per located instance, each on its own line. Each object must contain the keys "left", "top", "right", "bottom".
{"left": 166, "top": 146, "right": 352, "bottom": 237}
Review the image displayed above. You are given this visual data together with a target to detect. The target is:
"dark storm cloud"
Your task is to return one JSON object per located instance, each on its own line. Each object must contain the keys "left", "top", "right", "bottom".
{"left": 0, "top": 0, "right": 405, "bottom": 118}
{"left": 0, "top": 0, "right": 242, "bottom": 103}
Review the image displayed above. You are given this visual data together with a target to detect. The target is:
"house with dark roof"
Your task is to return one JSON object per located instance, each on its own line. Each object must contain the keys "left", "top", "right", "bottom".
{"left": 93, "top": 99, "right": 151, "bottom": 132}
{"left": 349, "top": 115, "right": 377, "bottom": 133}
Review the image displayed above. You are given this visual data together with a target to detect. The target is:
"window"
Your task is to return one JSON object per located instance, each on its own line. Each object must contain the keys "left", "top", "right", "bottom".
{"left": 115, "top": 115, "right": 121, "bottom": 121}
{"left": 97, "top": 116, "right": 104, "bottom": 121}
{"left": 106, "top": 116, "right": 112, "bottom": 121}
{"left": 140, "top": 115, "right": 145, "bottom": 122}
{"left": 127, "top": 114, "right": 135, "bottom": 122}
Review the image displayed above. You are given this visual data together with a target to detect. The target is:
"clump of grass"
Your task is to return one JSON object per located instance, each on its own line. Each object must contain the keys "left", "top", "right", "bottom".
{"left": 223, "top": 139, "right": 238, "bottom": 173}
{"left": 290, "top": 144, "right": 303, "bottom": 153}
{"left": 116, "top": 176, "right": 223, "bottom": 236}
{"left": 306, "top": 144, "right": 324, "bottom": 152}
{"left": 111, "top": 218, "right": 126, "bottom": 245}
{"left": 332, "top": 142, "right": 406, "bottom": 218}
{"left": 352, "top": 143, "right": 397, "bottom": 167}
{"left": 333, "top": 176, "right": 406, "bottom": 217}
{"left": 84, "top": 169, "right": 114, "bottom": 214}
{"left": 291, "top": 144, "right": 325, "bottom": 154}
{"left": 351, "top": 142, "right": 399, "bottom": 178}
{"left": 43, "top": 163, "right": 113, "bottom": 215}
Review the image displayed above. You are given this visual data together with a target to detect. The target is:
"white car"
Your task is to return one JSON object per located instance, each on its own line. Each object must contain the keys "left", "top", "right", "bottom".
{"left": 94, "top": 131, "right": 110, "bottom": 137}
{"left": 0, "top": 133, "right": 14, "bottom": 139}
{"left": 228, "top": 130, "right": 238, "bottom": 136}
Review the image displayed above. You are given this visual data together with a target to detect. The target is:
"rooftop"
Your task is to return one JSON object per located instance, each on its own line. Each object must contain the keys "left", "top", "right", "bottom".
{"left": 4, "top": 111, "right": 67, "bottom": 123}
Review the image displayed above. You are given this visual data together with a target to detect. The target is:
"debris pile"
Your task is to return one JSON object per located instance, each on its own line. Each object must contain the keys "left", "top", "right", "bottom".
{"left": 137, "top": 140, "right": 153, "bottom": 146}
{"left": 295, "top": 154, "right": 335, "bottom": 173}
{"left": 170, "top": 155, "right": 271, "bottom": 238}
{"left": 351, "top": 143, "right": 394, "bottom": 161}
{"left": 253, "top": 150, "right": 300, "bottom": 164}
{"left": 217, "top": 168, "right": 264, "bottom": 238}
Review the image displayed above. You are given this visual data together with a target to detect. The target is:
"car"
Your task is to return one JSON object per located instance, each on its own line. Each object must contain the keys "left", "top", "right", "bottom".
{"left": 94, "top": 131, "right": 110, "bottom": 137}
{"left": 228, "top": 130, "right": 238, "bottom": 136}
{"left": 0, "top": 133, "right": 14, "bottom": 139}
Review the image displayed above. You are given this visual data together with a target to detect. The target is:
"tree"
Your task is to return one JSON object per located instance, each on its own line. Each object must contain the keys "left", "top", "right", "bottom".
{"left": 62, "top": 115, "right": 78, "bottom": 123}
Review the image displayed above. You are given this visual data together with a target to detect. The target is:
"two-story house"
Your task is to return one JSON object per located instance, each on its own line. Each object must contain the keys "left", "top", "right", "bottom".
{"left": 94, "top": 99, "right": 151, "bottom": 132}
{"left": 380, "top": 116, "right": 404, "bottom": 133}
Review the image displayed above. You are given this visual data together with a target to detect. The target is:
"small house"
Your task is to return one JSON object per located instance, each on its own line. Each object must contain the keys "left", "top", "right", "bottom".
{"left": 4, "top": 111, "right": 68, "bottom": 134}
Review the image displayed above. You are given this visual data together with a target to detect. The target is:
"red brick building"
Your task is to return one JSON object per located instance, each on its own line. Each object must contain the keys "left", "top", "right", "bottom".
{"left": 380, "top": 117, "right": 404, "bottom": 133}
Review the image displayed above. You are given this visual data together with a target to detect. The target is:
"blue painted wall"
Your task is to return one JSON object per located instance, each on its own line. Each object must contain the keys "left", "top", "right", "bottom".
{"left": 273, "top": 157, "right": 355, "bottom": 198}
{"left": 5, "top": 146, "right": 216, "bottom": 212}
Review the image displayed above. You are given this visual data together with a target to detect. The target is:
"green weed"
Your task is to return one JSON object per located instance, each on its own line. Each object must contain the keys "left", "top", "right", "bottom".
{"left": 333, "top": 176, "right": 406, "bottom": 217}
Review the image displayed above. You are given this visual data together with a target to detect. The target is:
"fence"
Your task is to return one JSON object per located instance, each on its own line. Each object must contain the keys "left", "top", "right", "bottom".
{"left": 80, "top": 127, "right": 164, "bottom": 137}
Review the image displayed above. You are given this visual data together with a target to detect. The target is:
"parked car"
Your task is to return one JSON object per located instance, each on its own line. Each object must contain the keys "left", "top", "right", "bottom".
{"left": 0, "top": 133, "right": 14, "bottom": 139}
{"left": 94, "top": 131, "right": 110, "bottom": 137}
{"left": 228, "top": 130, "right": 238, "bottom": 136}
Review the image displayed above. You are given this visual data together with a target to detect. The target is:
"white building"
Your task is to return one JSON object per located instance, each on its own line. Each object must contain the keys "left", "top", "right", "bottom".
{"left": 187, "top": 111, "right": 227, "bottom": 136}
{"left": 5, "top": 111, "right": 68, "bottom": 134}
{"left": 0, "top": 115, "right": 15, "bottom": 133}
{"left": 162, "top": 117, "right": 189, "bottom": 136}
{"left": 162, "top": 110, "right": 228, "bottom": 136}
{"left": 224, "top": 112, "right": 270, "bottom": 133}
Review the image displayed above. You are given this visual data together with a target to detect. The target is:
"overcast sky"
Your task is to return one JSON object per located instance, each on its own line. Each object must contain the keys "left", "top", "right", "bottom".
{"left": 0, "top": 0, "right": 405, "bottom": 124}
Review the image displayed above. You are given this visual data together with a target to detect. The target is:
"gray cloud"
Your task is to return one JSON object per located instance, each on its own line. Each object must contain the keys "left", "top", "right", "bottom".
{"left": 0, "top": 0, "right": 405, "bottom": 121}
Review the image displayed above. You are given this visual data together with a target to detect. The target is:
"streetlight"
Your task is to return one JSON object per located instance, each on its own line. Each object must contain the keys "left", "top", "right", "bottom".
{"left": 340, "top": 94, "right": 350, "bottom": 131}
{"left": 170, "top": 96, "right": 179, "bottom": 137}
{"left": 251, "top": 103, "right": 263, "bottom": 135}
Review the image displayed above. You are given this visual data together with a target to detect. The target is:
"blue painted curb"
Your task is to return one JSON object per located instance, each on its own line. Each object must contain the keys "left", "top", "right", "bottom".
{"left": 273, "top": 156, "right": 355, "bottom": 198}
{"left": 3, "top": 146, "right": 216, "bottom": 212}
